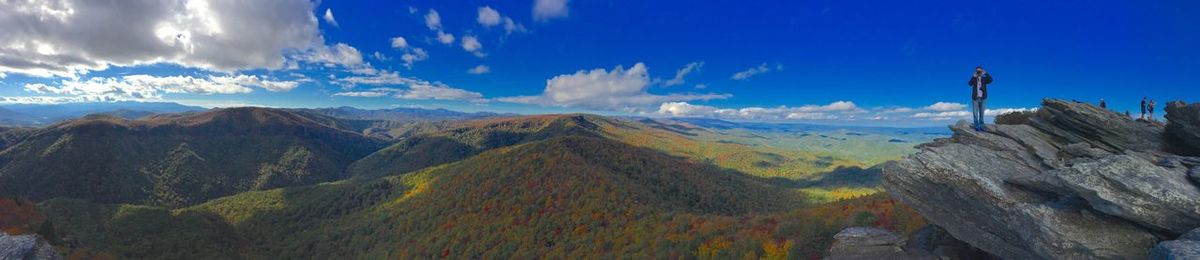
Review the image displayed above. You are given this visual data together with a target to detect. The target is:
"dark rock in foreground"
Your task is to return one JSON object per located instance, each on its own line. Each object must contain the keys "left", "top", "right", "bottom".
{"left": 1166, "top": 101, "right": 1200, "bottom": 155}
{"left": 885, "top": 99, "right": 1200, "bottom": 259}
{"left": 0, "top": 232, "right": 61, "bottom": 260}
{"left": 826, "top": 226, "right": 992, "bottom": 260}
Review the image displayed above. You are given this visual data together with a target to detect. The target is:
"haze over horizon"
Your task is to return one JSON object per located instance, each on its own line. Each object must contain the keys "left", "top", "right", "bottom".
{"left": 0, "top": 0, "right": 1195, "bottom": 126}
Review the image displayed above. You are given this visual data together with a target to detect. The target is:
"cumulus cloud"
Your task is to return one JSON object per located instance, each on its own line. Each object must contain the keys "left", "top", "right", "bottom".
{"left": 424, "top": 9, "right": 443, "bottom": 30}
{"left": 924, "top": 102, "right": 966, "bottom": 111}
{"left": 422, "top": 9, "right": 456, "bottom": 45}
{"left": 387, "top": 36, "right": 427, "bottom": 69}
{"left": 533, "top": 0, "right": 570, "bottom": 21}
{"left": 476, "top": 6, "right": 527, "bottom": 35}
{"left": 390, "top": 37, "right": 408, "bottom": 49}
{"left": 436, "top": 31, "right": 456, "bottom": 45}
{"left": 0, "top": 0, "right": 324, "bottom": 78}
{"left": 289, "top": 43, "right": 364, "bottom": 68}
{"left": 323, "top": 8, "right": 338, "bottom": 27}
{"left": 400, "top": 48, "right": 429, "bottom": 69}
{"left": 461, "top": 35, "right": 486, "bottom": 57}
{"left": 498, "top": 63, "right": 730, "bottom": 111}
{"left": 731, "top": 63, "right": 782, "bottom": 80}
{"left": 467, "top": 65, "right": 491, "bottom": 75}
{"left": 21, "top": 74, "right": 300, "bottom": 102}
{"left": 477, "top": 6, "right": 502, "bottom": 27}
{"left": 663, "top": 61, "right": 703, "bottom": 87}
{"left": 657, "top": 101, "right": 862, "bottom": 121}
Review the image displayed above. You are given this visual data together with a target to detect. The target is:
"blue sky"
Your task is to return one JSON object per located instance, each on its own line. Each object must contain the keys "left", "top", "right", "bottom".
{"left": 0, "top": 0, "right": 1195, "bottom": 126}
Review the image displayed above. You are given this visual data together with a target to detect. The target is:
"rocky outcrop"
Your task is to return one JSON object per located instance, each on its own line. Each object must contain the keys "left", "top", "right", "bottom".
{"left": 826, "top": 226, "right": 992, "bottom": 260}
{"left": 826, "top": 227, "right": 908, "bottom": 259}
{"left": 0, "top": 232, "right": 61, "bottom": 260}
{"left": 1166, "top": 101, "right": 1200, "bottom": 155}
{"left": 885, "top": 99, "right": 1200, "bottom": 259}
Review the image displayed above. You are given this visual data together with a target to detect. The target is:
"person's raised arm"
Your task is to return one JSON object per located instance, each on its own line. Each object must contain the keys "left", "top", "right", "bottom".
{"left": 983, "top": 73, "right": 993, "bottom": 84}
{"left": 968, "top": 76, "right": 976, "bottom": 86}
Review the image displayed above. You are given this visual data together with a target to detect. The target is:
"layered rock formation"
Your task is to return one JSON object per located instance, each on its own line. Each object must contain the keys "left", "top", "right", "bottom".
{"left": 885, "top": 99, "right": 1200, "bottom": 259}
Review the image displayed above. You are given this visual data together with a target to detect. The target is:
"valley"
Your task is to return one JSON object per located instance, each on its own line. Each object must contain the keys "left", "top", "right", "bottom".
{"left": 0, "top": 105, "right": 934, "bottom": 258}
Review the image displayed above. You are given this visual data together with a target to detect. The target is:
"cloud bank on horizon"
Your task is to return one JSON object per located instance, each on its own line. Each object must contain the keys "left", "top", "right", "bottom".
{"left": 0, "top": 0, "right": 1192, "bottom": 125}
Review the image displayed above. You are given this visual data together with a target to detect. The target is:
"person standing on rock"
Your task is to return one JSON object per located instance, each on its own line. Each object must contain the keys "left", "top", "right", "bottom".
{"left": 1141, "top": 97, "right": 1148, "bottom": 120}
{"left": 1100, "top": 98, "right": 1107, "bottom": 109}
{"left": 968, "top": 66, "right": 993, "bottom": 131}
{"left": 1149, "top": 99, "right": 1157, "bottom": 121}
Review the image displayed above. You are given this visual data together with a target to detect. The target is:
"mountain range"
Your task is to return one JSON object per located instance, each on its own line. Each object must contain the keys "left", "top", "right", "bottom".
{"left": 0, "top": 104, "right": 934, "bottom": 258}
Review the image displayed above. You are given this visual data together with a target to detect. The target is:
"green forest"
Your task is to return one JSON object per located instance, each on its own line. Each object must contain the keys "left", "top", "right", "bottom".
{"left": 0, "top": 109, "right": 928, "bottom": 259}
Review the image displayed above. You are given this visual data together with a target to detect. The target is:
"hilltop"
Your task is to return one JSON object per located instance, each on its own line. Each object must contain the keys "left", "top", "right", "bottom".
{"left": 0, "top": 107, "right": 388, "bottom": 208}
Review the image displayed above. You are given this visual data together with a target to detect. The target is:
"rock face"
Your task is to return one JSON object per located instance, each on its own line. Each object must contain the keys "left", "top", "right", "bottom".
{"left": 885, "top": 99, "right": 1200, "bottom": 259}
{"left": 1151, "top": 228, "right": 1200, "bottom": 260}
{"left": 1166, "top": 101, "right": 1200, "bottom": 155}
{"left": 0, "top": 233, "right": 61, "bottom": 260}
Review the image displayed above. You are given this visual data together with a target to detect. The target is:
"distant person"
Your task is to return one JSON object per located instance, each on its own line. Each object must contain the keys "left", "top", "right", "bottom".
{"left": 1125, "top": 110, "right": 1131, "bottom": 118}
{"left": 1141, "top": 97, "right": 1148, "bottom": 119}
{"left": 1149, "top": 99, "right": 1157, "bottom": 121}
{"left": 1099, "top": 98, "right": 1107, "bottom": 109}
{"left": 968, "top": 66, "right": 993, "bottom": 131}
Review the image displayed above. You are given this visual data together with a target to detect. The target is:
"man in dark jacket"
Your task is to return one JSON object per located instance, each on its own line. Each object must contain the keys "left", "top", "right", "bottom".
{"left": 968, "top": 66, "right": 993, "bottom": 131}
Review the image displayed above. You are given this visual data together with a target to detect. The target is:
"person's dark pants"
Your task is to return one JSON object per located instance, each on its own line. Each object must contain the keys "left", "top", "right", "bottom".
{"left": 972, "top": 99, "right": 986, "bottom": 128}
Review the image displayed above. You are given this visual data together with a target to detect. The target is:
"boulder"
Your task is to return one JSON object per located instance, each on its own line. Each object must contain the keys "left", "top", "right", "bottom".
{"left": 883, "top": 98, "right": 1200, "bottom": 259}
{"left": 0, "top": 232, "right": 61, "bottom": 260}
{"left": 1150, "top": 240, "right": 1200, "bottom": 260}
{"left": 1165, "top": 101, "right": 1200, "bottom": 155}
{"left": 825, "top": 227, "right": 916, "bottom": 260}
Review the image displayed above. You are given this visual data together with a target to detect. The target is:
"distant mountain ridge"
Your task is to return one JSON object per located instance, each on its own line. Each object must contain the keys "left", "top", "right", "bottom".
{"left": 0, "top": 102, "right": 206, "bottom": 126}
{"left": 0, "top": 107, "right": 389, "bottom": 208}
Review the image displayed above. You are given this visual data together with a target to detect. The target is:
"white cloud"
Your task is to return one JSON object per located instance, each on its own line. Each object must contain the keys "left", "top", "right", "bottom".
{"left": 425, "top": 9, "right": 442, "bottom": 30}
{"left": 290, "top": 43, "right": 364, "bottom": 68}
{"left": 924, "top": 102, "right": 966, "bottom": 111}
{"left": 461, "top": 35, "right": 486, "bottom": 57}
{"left": 332, "top": 70, "right": 483, "bottom": 101}
{"left": 467, "top": 65, "right": 491, "bottom": 75}
{"left": 390, "top": 37, "right": 408, "bottom": 49}
{"left": 400, "top": 84, "right": 484, "bottom": 101}
{"left": 0, "top": 96, "right": 122, "bottom": 104}
{"left": 20, "top": 74, "right": 301, "bottom": 102}
{"left": 400, "top": 48, "right": 429, "bottom": 69}
{"left": 533, "top": 0, "right": 570, "bottom": 21}
{"left": 332, "top": 90, "right": 389, "bottom": 97}
{"left": 436, "top": 31, "right": 456, "bottom": 45}
{"left": 985, "top": 107, "right": 1037, "bottom": 116}
{"left": 212, "top": 75, "right": 300, "bottom": 92}
{"left": 656, "top": 100, "right": 861, "bottom": 121}
{"left": 503, "top": 17, "right": 529, "bottom": 35}
{"left": 731, "top": 63, "right": 780, "bottom": 80}
{"left": 663, "top": 61, "right": 703, "bottom": 87}
{"left": 0, "top": 0, "right": 324, "bottom": 78}
{"left": 371, "top": 51, "right": 389, "bottom": 61}
{"left": 477, "top": 6, "right": 502, "bottom": 27}
{"left": 323, "top": 8, "right": 338, "bottom": 27}
{"left": 498, "top": 63, "right": 730, "bottom": 111}
{"left": 477, "top": 7, "right": 527, "bottom": 35}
